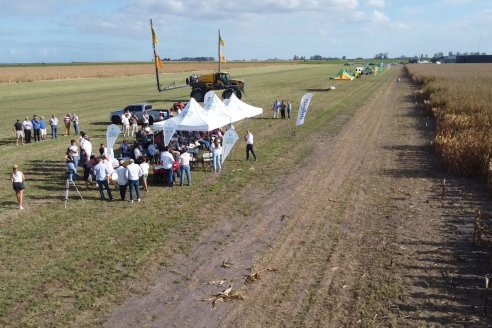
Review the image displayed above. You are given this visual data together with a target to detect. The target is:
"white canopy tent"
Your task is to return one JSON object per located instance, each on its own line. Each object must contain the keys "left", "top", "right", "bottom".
{"left": 154, "top": 98, "right": 227, "bottom": 132}
{"left": 223, "top": 93, "right": 263, "bottom": 118}
{"left": 203, "top": 91, "right": 245, "bottom": 125}
{"left": 153, "top": 95, "right": 263, "bottom": 134}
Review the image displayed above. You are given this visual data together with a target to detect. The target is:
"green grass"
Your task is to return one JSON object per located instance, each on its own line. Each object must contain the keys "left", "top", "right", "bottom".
{"left": 0, "top": 64, "right": 397, "bottom": 326}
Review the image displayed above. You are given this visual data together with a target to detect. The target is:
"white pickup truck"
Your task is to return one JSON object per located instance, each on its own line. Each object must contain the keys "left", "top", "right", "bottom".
{"left": 110, "top": 103, "right": 170, "bottom": 125}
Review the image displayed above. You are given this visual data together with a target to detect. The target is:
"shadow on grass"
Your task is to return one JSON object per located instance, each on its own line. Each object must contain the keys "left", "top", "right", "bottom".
{"left": 90, "top": 122, "right": 112, "bottom": 126}
{"left": 305, "top": 88, "right": 334, "bottom": 92}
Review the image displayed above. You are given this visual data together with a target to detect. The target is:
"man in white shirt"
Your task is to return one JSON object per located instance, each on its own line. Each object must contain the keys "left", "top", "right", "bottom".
{"left": 82, "top": 136, "right": 92, "bottom": 165}
{"left": 93, "top": 158, "right": 114, "bottom": 201}
{"left": 244, "top": 130, "right": 257, "bottom": 161}
{"left": 121, "top": 112, "right": 130, "bottom": 138}
{"left": 160, "top": 146, "right": 175, "bottom": 187}
{"left": 116, "top": 160, "right": 128, "bottom": 201}
{"left": 126, "top": 159, "right": 143, "bottom": 202}
{"left": 22, "top": 117, "right": 33, "bottom": 144}
{"left": 49, "top": 114, "right": 58, "bottom": 138}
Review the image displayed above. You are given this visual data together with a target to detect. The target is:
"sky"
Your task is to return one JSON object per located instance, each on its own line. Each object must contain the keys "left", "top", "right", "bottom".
{"left": 1, "top": 0, "right": 492, "bottom": 63}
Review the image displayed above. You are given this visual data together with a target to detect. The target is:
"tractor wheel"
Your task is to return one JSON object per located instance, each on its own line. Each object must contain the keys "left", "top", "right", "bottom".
{"left": 234, "top": 90, "right": 242, "bottom": 99}
{"left": 191, "top": 89, "right": 205, "bottom": 102}
{"left": 222, "top": 89, "right": 233, "bottom": 99}
{"left": 111, "top": 116, "right": 121, "bottom": 124}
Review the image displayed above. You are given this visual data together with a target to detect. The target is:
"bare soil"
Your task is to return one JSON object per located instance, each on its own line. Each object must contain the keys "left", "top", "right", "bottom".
{"left": 104, "top": 73, "right": 492, "bottom": 327}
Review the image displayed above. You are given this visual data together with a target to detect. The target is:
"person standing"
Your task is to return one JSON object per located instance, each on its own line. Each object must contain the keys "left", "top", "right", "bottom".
{"left": 130, "top": 113, "right": 138, "bottom": 137}
{"left": 81, "top": 135, "right": 92, "bottom": 165}
{"left": 143, "top": 111, "right": 150, "bottom": 127}
{"left": 13, "top": 119, "right": 24, "bottom": 146}
{"left": 139, "top": 157, "right": 150, "bottom": 192}
{"left": 69, "top": 139, "right": 79, "bottom": 169}
{"left": 287, "top": 101, "right": 292, "bottom": 119}
{"left": 280, "top": 100, "right": 287, "bottom": 119}
{"left": 115, "top": 160, "right": 128, "bottom": 201}
{"left": 179, "top": 148, "right": 192, "bottom": 186}
{"left": 93, "top": 157, "right": 114, "bottom": 201}
{"left": 39, "top": 116, "right": 47, "bottom": 140}
{"left": 126, "top": 159, "right": 143, "bottom": 202}
{"left": 32, "top": 115, "right": 41, "bottom": 142}
{"left": 64, "top": 147, "right": 77, "bottom": 181}
{"left": 22, "top": 117, "right": 32, "bottom": 144}
{"left": 210, "top": 138, "right": 222, "bottom": 172}
{"left": 11, "top": 164, "right": 25, "bottom": 210}
{"left": 244, "top": 130, "right": 257, "bottom": 161}
{"left": 71, "top": 113, "right": 79, "bottom": 135}
{"left": 160, "top": 146, "right": 175, "bottom": 187}
{"left": 63, "top": 113, "right": 71, "bottom": 136}
{"left": 49, "top": 114, "right": 58, "bottom": 138}
{"left": 121, "top": 112, "right": 130, "bottom": 138}
{"left": 272, "top": 99, "right": 280, "bottom": 119}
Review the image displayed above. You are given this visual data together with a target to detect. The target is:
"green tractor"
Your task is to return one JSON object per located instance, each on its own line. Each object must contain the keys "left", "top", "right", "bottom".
{"left": 186, "top": 72, "right": 245, "bottom": 102}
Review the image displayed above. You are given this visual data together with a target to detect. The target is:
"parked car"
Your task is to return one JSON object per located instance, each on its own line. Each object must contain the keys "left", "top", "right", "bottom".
{"left": 110, "top": 103, "right": 170, "bottom": 125}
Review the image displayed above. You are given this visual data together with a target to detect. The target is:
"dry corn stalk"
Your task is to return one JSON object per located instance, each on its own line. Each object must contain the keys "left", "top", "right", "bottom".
{"left": 204, "top": 279, "right": 227, "bottom": 287}
{"left": 201, "top": 283, "right": 244, "bottom": 308}
{"left": 221, "top": 259, "right": 236, "bottom": 269}
{"left": 245, "top": 267, "right": 277, "bottom": 284}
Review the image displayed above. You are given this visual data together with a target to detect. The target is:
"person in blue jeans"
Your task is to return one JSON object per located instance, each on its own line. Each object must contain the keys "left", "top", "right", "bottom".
{"left": 64, "top": 148, "right": 77, "bottom": 181}
{"left": 72, "top": 113, "right": 79, "bottom": 135}
{"left": 179, "top": 148, "right": 192, "bottom": 186}
{"left": 210, "top": 138, "right": 222, "bottom": 172}
{"left": 32, "top": 115, "right": 41, "bottom": 142}
{"left": 93, "top": 158, "right": 114, "bottom": 201}
{"left": 125, "top": 159, "right": 143, "bottom": 202}
{"left": 50, "top": 114, "right": 58, "bottom": 138}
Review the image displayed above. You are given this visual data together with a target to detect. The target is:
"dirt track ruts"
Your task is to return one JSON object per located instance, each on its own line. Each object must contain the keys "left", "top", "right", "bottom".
{"left": 104, "top": 69, "right": 492, "bottom": 327}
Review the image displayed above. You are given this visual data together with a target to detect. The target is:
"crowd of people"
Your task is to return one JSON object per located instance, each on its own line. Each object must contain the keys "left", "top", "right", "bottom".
{"left": 13, "top": 113, "right": 80, "bottom": 145}
{"left": 272, "top": 99, "right": 292, "bottom": 119}
{"left": 11, "top": 102, "right": 261, "bottom": 209}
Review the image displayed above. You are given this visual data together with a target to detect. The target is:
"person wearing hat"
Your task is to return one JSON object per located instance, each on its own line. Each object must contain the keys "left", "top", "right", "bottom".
{"left": 22, "top": 117, "right": 32, "bottom": 144}
{"left": 125, "top": 159, "right": 143, "bottom": 202}
{"left": 115, "top": 159, "right": 128, "bottom": 201}
{"left": 11, "top": 164, "right": 26, "bottom": 210}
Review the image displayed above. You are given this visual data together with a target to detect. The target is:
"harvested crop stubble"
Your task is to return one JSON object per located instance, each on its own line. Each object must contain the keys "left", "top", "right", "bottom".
{"left": 406, "top": 64, "right": 492, "bottom": 183}
{"left": 0, "top": 62, "right": 287, "bottom": 83}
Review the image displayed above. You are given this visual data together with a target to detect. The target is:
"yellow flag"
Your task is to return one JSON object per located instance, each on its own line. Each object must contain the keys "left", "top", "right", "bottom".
{"left": 151, "top": 24, "right": 158, "bottom": 45}
{"left": 219, "top": 50, "right": 226, "bottom": 63}
{"left": 155, "top": 55, "right": 164, "bottom": 69}
{"left": 219, "top": 33, "right": 226, "bottom": 47}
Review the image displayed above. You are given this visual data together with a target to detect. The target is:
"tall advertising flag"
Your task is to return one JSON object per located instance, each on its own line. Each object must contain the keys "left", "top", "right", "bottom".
{"left": 221, "top": 128, "right": 239, "bottom": 164}
{"left": 106, "top": 124, "right": 121, "bottom": 160}
{"left": 163, "top": 120, "right": 177, "bottom": 146}
{"left": 296, "top": 93, "right": 313, "bottom": 127}
{"left": 219, "top": 32, "right": 226, "bottom": 47}
{"left": 151, "top": 22, "right": 158, "bottom": 45}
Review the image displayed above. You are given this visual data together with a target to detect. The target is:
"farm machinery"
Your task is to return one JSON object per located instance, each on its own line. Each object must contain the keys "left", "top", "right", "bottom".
{"left": 185, "top": 72, "right": 245, "bottom": 102}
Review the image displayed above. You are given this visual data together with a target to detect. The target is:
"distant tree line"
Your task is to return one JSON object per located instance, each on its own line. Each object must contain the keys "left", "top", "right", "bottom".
{"left": 164, "top": 57, "right": 215, "bottom": 62}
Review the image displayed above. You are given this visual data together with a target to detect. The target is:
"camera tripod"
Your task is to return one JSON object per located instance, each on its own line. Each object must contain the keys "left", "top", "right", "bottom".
{"left": 64, "top": 174, "right": 85, "bottom": 208}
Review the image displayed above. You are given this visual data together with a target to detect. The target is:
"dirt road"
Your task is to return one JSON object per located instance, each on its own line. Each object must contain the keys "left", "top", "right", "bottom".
{"left": 104, "top": 72, "right": 492, "bottom": 327}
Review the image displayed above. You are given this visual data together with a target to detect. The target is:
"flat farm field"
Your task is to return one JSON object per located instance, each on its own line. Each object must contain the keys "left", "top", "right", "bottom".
{"left": 0, "top": 61, "right": 290, "bottom": 83}
{"left": 0, "top": 63, "right": 395, "bottom": 327}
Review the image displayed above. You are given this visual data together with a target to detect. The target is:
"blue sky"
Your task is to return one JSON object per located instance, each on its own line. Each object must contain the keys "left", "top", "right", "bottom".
{"left": 1, "top": 0, "right": 491, "bottom": 63}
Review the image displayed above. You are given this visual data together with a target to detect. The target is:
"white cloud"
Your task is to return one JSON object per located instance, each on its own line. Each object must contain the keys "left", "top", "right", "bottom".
{"left": 367, "top": 0, "right": 385, "bottom": 8}
{"left": 401, "top": 6, "right": 424, "bottom": 15}
{"left": 371, "top": 10, "right": 389, "bottom": 23}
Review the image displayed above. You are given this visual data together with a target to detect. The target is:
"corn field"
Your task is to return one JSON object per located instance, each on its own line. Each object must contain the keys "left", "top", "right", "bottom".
{"left": 406, "top": 64, "right": 492, "bottom": 184}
